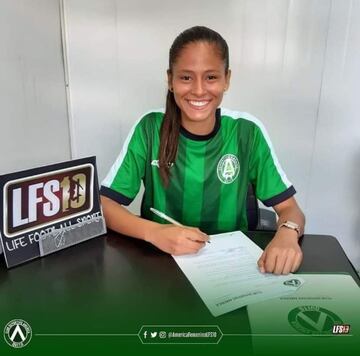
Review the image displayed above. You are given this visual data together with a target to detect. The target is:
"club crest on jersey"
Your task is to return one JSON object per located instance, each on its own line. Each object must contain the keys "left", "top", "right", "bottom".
{"left": 217, "top": 154, "right": 240, "bottom": 184}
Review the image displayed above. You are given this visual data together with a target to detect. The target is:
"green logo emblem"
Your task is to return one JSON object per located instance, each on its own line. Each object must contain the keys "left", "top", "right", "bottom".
{"left": 288, "top": 306, "right": 343, "bottom": 334}
{"left": 3, "top": 319, "right": 32, "bottom": 348}
{"left": 284, "top": 279, "right": 302, "bottom": 287}
{"left": 217, "top": 154, "right": 240, "bottom": 184}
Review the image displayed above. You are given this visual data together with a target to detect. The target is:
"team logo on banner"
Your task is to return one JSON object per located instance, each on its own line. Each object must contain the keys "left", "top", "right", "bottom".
{"left": 288, "top": 306, "right": 343, "bottom": 334}
{"left": 0, "top": 157, "right": 106, "bottom": 268}
{"left": 217, "top": 154, "right": 240, "bottom": 184}
{"left": 3, "top": 319, "right": 32, "bottom": 348}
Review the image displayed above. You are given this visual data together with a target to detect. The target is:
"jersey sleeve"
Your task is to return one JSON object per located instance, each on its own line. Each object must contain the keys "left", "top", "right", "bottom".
{"left": 249, "top": 122, "right": 296, "bottom": 207}
{"left": 100, "top": 119, "right": 147, "bottom": 206}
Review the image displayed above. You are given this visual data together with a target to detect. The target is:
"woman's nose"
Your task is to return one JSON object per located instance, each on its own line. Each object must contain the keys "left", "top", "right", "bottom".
{"left": 191, "top": 78, "right": 206, "bottom": 96}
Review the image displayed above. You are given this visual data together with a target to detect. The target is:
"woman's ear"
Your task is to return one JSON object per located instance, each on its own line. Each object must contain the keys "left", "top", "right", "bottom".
{"left": 225, "top": 69, "right": 231, "bottom": 91}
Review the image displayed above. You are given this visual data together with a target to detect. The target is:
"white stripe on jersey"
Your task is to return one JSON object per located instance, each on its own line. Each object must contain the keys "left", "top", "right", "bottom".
{"left": 220, "top": 107, "right": 292, "bottom": 188}
{"left": 102, "top": 108, "right": 165, "bottom": 188}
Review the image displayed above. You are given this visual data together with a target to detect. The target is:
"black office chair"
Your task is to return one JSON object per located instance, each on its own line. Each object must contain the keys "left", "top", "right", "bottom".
{"left": 246, "top": 183, "right": 277, "bottom": 231}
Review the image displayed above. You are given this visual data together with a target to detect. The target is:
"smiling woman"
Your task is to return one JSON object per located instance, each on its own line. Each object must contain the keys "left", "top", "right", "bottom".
{"left": 100, "top": 26, "right": 305, "bottom": 275}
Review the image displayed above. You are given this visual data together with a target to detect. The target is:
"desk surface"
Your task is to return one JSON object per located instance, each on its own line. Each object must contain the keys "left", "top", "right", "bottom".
{"left": 0, "top": 232, "right": 359, "bottom": 355}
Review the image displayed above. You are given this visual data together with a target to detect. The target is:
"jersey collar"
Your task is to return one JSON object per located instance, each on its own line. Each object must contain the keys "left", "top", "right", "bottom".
{"left": 179, "top": 108, "right": 221, "bottom": 141}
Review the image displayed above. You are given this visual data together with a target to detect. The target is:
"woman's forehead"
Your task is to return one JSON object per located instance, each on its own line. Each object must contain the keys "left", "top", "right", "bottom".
{"left": 173, "top": 42, "right": 224, "bottom": 70}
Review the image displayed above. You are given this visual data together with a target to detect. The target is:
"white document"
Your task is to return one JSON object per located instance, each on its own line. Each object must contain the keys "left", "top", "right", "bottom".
{"left": 172, "top": 231, "right": 305, "bottom": 317}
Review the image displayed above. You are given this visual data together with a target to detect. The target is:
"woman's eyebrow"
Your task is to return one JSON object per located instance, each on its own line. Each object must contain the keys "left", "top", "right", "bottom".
{"left": 177, "top": 69, "right": 221, "bottom": 74}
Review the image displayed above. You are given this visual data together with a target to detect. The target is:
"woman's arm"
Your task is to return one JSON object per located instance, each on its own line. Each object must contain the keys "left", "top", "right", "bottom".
{"left": 257, "top": 196, "right": 305, "bottom": 275}
{"left": 274, "top": 196, "right": 305, "bottom": 237}
{"left": 100, "top": 195, "right": 209, "bottom": 255}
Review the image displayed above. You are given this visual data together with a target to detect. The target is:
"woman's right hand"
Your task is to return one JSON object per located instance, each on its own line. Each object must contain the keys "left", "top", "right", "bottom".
{"left": 145, "top": 224, "right": 209, "bottom": 255}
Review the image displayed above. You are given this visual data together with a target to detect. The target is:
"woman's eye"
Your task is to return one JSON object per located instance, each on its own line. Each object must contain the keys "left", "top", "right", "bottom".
{"left": 207, "top": 75, "right": 217, "bottom": 80}
{"left": 180, "top": 76, "right": 191, "bottom": 81}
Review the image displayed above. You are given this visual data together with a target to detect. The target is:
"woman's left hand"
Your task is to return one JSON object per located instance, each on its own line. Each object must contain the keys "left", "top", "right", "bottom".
{"left": 257, "top": 228, "right": 303, "bottom": 275}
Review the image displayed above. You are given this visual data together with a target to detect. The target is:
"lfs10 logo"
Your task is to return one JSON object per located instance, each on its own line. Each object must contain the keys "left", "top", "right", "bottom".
{"left": 3, "top": 164, "right": 93, "bottom": 237}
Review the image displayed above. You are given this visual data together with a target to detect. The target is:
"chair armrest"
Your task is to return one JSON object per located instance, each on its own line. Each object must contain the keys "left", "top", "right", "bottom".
{"left": 257, "top": 208, "right": 277, "bottom": 231}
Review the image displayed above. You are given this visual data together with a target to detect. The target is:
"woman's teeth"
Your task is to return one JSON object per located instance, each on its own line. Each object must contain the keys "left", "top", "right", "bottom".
{"left": 188, "top": 100, "right": 209, "bottom": 107}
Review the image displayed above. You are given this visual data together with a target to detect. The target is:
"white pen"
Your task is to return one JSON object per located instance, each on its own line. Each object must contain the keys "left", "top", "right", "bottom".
{"left": 150, "top": 207, "right": 183, "bottom": 227}
{"left": 150, "top": 207, "right": 210, "bottom": 243}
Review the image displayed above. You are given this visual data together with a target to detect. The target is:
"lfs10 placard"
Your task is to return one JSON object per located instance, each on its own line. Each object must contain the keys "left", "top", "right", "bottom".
{"left": 0, "top": 156, "right": 106, "bottom": 268}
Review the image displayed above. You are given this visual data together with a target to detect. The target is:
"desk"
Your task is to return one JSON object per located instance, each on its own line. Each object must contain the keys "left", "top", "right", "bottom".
{"left": 0, "top": 232, "right": 359, "bottom": 355}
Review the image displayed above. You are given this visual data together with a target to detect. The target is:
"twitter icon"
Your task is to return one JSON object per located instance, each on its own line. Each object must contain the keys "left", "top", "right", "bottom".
{"left": 151, "top": 332, "right": 157, "bottom": 338}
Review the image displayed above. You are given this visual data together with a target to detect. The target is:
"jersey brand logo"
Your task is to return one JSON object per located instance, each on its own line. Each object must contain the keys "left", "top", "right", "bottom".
{"left": 151, "top": 160, "right": 174, "bottom": 168}
{"left": 217, "top": 154, "right": 240, "bottom": 184}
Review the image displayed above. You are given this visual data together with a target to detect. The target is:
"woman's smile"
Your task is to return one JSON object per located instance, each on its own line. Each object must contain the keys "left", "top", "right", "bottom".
{"left": 186, "top": 99, "right": 212, "bottom": 110}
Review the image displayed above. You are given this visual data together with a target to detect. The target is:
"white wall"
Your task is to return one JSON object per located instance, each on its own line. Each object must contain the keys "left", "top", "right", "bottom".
{"left": 306, "top": 0, "right": 360, "bottom": 266}
{"left": 0, "top": 0, "right": 70, "bottom": 173}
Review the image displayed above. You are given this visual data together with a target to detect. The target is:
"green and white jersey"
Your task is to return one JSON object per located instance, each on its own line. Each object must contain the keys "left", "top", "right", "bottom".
{"left": 101, "top": 108, "right": 296, "bottom": 234}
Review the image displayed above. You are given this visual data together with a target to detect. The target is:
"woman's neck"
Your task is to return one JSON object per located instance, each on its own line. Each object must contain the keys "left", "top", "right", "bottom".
{"left": 180, "top": 112, "right": 216, "bottom": 135}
